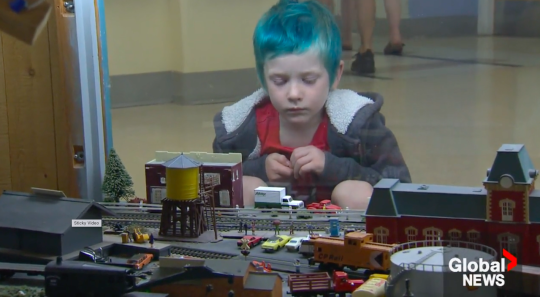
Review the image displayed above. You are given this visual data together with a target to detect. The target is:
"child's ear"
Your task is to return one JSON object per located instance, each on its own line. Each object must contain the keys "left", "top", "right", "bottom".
{"left": 331, "top": 60, "right": 345, "bottom": 90}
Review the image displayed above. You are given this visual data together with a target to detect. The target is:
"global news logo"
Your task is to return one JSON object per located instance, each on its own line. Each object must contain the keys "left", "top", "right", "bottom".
{"left": 448, "top": 249, "right": 517, "bottom": 288}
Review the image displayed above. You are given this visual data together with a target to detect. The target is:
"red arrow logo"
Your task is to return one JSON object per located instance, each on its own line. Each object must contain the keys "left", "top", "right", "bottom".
{"left": 503, "top": 249, "right": 517, "bottom": 271}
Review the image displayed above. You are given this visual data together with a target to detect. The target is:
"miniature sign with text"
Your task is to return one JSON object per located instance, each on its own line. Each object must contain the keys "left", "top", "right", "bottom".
{"left": 449, "top": 249, "right": 517, "bottom": 288}
{"left": 72, "top": 219, "right": 102, "bottom": 227}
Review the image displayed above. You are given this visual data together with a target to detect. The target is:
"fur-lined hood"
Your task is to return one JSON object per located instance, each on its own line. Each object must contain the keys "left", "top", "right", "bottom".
{"left": 220, "top": 88, "right": 381, "bottom": 135}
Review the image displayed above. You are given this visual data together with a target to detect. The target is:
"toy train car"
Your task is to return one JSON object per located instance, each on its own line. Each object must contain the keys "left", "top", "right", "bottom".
{"left": 307, "top": 231, "right": 397, "bottom": 274}
{"left": 44, "top": 257, "right": 137, "bottom": 297}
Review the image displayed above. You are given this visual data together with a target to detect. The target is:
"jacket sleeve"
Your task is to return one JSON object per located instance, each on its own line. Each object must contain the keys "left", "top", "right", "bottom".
{"left": 318, "top": 112, "right": 411, "bottom": 186}
{"left": 212, "top": 112, "right": 270, "bottom": 182}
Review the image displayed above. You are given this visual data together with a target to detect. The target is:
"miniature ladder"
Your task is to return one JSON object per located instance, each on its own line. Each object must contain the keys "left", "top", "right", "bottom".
{"left": 385, "top": 263, "right": 412, "bottom": 296}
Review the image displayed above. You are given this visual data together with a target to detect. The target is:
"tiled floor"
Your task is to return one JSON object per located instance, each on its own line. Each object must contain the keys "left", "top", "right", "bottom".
{"left": 111, "top": 36, "right": 540, "bottom": 199}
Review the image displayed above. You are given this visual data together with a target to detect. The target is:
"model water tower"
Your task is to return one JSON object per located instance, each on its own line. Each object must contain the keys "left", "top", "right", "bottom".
{"left": 158, "top": 154, "right": 208, "bottom": 238}
{"left": 385, "top": 241, "right": 497, "bottom": 297}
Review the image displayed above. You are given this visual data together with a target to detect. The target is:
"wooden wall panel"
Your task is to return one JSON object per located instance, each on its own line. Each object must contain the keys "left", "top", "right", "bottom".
{"left": 0, "top": 0, "right": 81, "bottom": 197}
{"left": 0, "top": 34, "right": 12, "bottom": 192}
{"left": 49, "top": 0, "right": 79, "bottom": 197}
{"left": 2, "top": 28, "right": 58, "bottom": 191}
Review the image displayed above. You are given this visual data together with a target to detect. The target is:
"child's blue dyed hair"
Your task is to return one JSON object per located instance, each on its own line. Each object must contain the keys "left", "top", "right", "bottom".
{"left": 253, "top": 0, "right": 342, "bottom": 90}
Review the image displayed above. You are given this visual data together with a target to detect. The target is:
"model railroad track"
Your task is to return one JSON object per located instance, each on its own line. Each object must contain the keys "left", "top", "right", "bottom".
{"left": 104, "top": 213, "right": 364, "bottom": 226}
{"left": 106, "top": 212, "right": 363, "bottom": 223}
{"left": 170, "top": 247, "right": 236, "bottom": 259}
{"left": 103, "top": 218, "right": 361, "bottom": 232}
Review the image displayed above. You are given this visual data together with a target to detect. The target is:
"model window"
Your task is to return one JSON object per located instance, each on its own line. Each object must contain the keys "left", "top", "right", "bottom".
{"left": 498, "top": 233, "right": 519, "bottom": 258}
{"left": 499, "top": 199, "right": 515, "bottom": 222}
{"left": 374, "top": 227, "right": 389, "bottom": 244}
{"left": 405, "top": 227, "right": 418, "bottom": 242}
{"left": 423, "top": 227, "right": 442, "bottom": 242}
{"left": 537, "top": 235, "right": 540, "bottom": 255}
{"left": 467, "top": 230, "right": 480, "bottom": 243}
{"left": 448, "top": 229, "right": 462, "bottom": 240}
{"left": 204, "top": 173, "right": 221, "bottom": 186}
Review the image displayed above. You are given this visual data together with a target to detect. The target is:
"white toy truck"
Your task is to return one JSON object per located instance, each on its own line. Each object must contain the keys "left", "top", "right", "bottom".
{"left": 254, "top": 187, "right": 304, "bottom": 209}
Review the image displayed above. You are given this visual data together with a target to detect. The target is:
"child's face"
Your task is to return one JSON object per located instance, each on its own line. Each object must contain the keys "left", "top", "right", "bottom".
{"left": 264, "top": 50, "right": 344, "bottom": 126}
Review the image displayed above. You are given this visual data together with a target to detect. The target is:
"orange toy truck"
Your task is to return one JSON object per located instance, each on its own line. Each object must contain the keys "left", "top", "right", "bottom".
{"left": 288, "top": 271, "right": 364, "bottom": 297}
{"left": 306, "top": 231, "right": 397, "bottom": 273}
{"left": 126, "top": 253, "right": 153, "bottom": 270}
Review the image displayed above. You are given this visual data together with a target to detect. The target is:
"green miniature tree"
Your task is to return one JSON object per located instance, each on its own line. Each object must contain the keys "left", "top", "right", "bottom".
{"left": 102, "top": 148, "right": 135, "bottom": 202}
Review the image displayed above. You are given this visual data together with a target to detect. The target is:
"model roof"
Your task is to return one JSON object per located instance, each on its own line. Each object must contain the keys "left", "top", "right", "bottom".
{"left": 162, "top": 154, "right": 201, "bottom": 169}
{"left": 528, "top": 190, "right": 540, "bottom": 222}
{"left": 485, "top": 144, "right": 538, "bottom": 184}
{"left": 244, "top": 272, "right": 282, "bottom": 291}
{"left": 136, "top": 260, "right": 257, "bottom": 290}
{"left": 0, "top": 191, "right": 117, "bottom": 234}
{"left": 204, "top": 259, "right": 251, "bottom": 277}
{"left": 345, "top": 231, "right": 372, "bottom": 239}
{"left": 366, "top": 180, "right": 487, "bottom": 219}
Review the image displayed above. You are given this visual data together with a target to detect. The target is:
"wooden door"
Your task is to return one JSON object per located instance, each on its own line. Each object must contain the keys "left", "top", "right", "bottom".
{"left": 0, "top": 0, "right": 83, "bottom": 197}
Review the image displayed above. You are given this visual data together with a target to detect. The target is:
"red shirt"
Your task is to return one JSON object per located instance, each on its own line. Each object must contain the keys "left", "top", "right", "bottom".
{"left": 255, "top": 99, "right": 332, "bottom": 201}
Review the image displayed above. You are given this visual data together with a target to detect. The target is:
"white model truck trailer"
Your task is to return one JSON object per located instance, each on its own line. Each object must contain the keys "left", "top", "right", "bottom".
{"left": 254, "top": 187, "right": 304, "bottom": 209}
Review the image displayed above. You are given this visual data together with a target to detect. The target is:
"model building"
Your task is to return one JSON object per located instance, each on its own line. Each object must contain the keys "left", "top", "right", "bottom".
{"left": 0, "top": 190, "right": 117, "bottom": 256}
{"left": 366, "top": 144, "right": 540, "bottom": 266}
{"left": 145, "top": 151, "right": 243, "bottom": 207}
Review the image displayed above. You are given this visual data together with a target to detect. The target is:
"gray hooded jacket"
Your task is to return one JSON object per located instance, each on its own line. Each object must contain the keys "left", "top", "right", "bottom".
{"left": 212, "top": 88, "right": 411, "bottom": 186}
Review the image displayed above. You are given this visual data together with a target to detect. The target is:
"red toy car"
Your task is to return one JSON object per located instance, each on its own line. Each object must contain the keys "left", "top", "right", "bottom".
{"left": 306, "top": 199, "right": 342, "bottom": 213}
{"left": 237, "top": 235, "right": 263, "bottom": 248}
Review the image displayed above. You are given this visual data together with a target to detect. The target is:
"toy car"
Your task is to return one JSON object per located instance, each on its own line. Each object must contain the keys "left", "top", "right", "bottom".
{"left": 252, "top": 261, "right": 272, "bottom": 272}
{"left": 261, "top": 235, "right": 292, "bottom": 252}
{"left": 126, "top": 253, "right": 153, "bottom": 270}
{"left": 285, "top": 236, "right": 310, "bottom": 251}
{"left": 306, "top": 199, "right": 342, "bottom": 214}
{"left": 236, "top": 235, "right": 263, "bottom": 248}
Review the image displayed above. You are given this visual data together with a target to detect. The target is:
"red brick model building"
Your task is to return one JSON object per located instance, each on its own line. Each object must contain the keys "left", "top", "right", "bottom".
{"left": 145, "top": 152, "right": 243, "bottom": 207}
{"left": 366, "top": 144, "right": 540, "bottom": 266}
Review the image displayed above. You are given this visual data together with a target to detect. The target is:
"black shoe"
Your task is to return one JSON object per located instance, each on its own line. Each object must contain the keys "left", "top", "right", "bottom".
{"left": 351, "top": 50, "right": 375, "bottom": 74}
{"left": 384, "top": 43, "right": 404, "bottom": 56}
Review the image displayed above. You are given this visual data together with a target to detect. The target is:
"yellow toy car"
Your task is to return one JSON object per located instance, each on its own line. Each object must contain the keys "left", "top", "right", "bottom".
{"left": 261, "top": 235, "right": 292, "bottom": 251}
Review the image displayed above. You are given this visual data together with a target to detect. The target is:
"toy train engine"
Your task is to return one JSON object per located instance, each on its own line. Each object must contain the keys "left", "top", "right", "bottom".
{"left": 307, "top": 231, "right": 397, "bottom": 274}
{"left": 44, "top": 257, "right": 137, "bottom": 297}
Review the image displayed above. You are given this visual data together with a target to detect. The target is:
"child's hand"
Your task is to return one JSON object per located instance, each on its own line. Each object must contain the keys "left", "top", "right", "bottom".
{"left": 265, "top": 153, "right": 293, "bottom": 182}
{"left": 290, "top": 146, "right": 325, "bottom": 179}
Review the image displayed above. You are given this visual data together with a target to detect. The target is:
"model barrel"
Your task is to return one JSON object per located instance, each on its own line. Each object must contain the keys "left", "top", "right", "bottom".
{"left": 165, "top": 167, "right": 199, "bottom": 200}
{"left": 121, "top": 233, "right": 129, "bottom": 243}
{"left": 161, "top": 153, "right": 202, "bottom": 201}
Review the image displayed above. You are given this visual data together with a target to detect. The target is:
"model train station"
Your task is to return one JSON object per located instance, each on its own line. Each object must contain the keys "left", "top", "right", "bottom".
{"left": 366, "top": 144, "right": 540, "bottom": 266}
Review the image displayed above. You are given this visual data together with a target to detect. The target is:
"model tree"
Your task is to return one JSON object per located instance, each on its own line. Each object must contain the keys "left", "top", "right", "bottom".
{"left": 102, "top": 148, "right": 135, "bottom": 202}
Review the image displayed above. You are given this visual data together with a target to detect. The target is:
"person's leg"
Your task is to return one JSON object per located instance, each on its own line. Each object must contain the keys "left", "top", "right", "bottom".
{"left": 242, "top": 176, "right": 267, "bottom": 208}
{"left": 330, "top": 180, "right": 373, "bottom": 209}
{"left": 351, "top": 0, "right": 376, "bottom": 74}
{"left": 356, "top": 0, "right": 376, "bottom": 53}
{"left": 383, "top": 0, "right": 404, "bottom": 55}
{"left": 341, "top": 0, "right": 354, "bottom": 50}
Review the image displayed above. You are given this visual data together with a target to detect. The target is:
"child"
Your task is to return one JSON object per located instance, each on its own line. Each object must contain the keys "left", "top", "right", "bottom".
{"left": 212, "top": 0, "right": 411, "bottom": 209}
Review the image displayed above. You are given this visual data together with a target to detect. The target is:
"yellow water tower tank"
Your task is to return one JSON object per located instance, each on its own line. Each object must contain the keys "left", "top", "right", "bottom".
{"left": 162, "top": 154, "right": 201, "bottom": 201}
